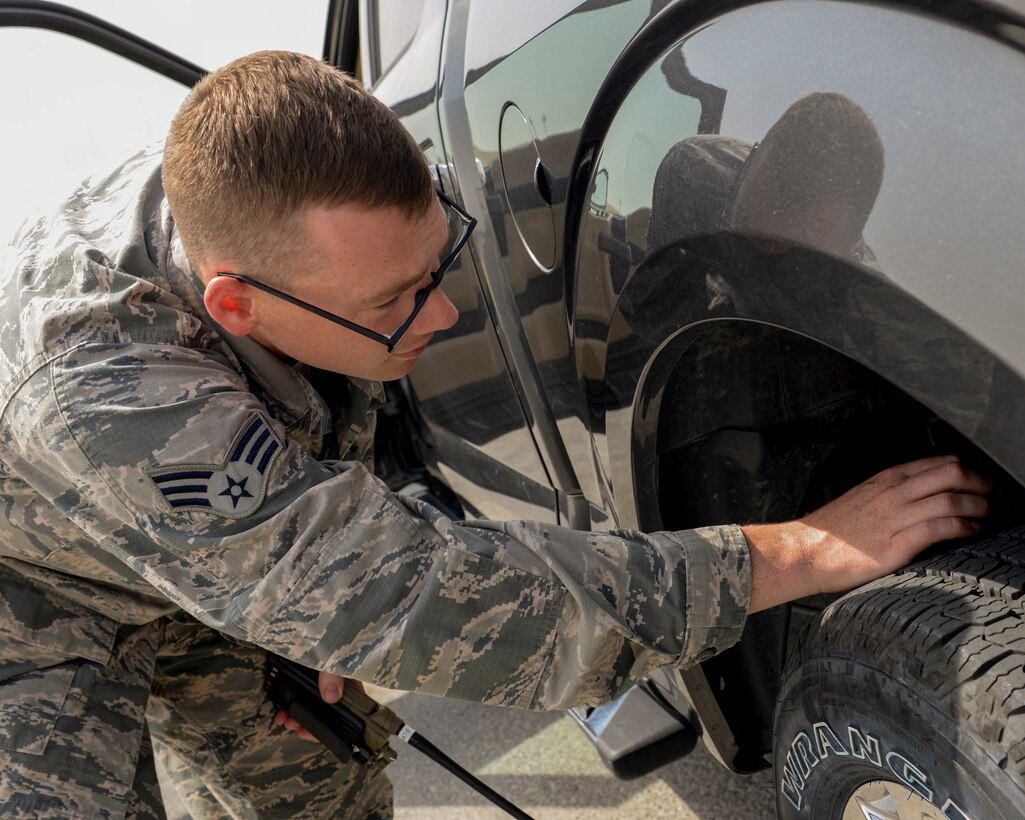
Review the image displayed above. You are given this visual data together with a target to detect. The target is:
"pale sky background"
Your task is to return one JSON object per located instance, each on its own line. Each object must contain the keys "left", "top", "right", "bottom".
{"left": 0, "top": 1, "right": 331, "bottom": 242}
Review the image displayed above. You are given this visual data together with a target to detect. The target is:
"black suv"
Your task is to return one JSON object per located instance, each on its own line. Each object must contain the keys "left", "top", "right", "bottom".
{"left": 6, "top": 1, "right": 1025, "bottom": 816}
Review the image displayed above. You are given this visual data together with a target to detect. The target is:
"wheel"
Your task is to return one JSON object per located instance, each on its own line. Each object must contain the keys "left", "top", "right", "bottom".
{"left": 773, "top": 529, "right": 1025, "bottom": 819}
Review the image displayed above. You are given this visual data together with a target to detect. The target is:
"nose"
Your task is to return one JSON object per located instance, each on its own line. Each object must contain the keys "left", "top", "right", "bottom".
{"left": 414, "top": 286, "right": 459, "bottom": 334}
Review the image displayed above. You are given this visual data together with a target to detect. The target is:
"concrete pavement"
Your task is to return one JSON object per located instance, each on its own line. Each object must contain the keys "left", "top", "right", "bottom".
{"left": 368, "top": 685, "right": 777, "bottom": 819}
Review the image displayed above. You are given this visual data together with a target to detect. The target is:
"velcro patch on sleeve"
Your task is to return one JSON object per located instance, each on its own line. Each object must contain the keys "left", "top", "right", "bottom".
{"left": 147, "top": 412, "right": 282, "bottom": 518}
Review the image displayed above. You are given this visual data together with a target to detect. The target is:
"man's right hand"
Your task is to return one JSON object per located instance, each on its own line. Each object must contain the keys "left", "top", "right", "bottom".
{"left": 273, "top": 671, "right": 363, "bottom": 743}
{"left": 742, "top": 455, "right": 990, "bottom": 613}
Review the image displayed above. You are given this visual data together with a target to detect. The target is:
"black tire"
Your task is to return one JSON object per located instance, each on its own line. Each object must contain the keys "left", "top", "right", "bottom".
{"left": 773, "top": 529, "right": 1025, "bottom": 819}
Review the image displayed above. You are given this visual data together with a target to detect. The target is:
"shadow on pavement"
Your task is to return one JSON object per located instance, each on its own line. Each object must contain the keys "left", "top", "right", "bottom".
{"left": 372, "top": 687, "right": 776, "bottom": 818}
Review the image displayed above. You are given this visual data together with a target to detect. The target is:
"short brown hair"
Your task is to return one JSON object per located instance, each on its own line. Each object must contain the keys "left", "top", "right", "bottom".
{"left": 163, "top": 50, "right": 433, "bottom": 279}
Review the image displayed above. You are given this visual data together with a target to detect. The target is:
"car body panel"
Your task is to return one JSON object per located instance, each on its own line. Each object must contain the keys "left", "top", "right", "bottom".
{"left": 576, "top": 1, "right": 1025, "bottom": 527}
{"left": 393, "top": 0, "right": 1025, "bottom": 532}
{"left": 451, "top": 0, "right": 661, "bottom": 524}
{"left": 367, "top": 0, "right": 561, "bottom": 521}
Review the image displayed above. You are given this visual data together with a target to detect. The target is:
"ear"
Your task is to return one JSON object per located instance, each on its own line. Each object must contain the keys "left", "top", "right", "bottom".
{"left": 203, "top": 274, "right": 259, "bottom": 337}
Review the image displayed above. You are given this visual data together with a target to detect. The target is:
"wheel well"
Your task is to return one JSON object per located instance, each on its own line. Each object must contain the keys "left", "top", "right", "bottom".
{"left": 648, "top": 319, "right": 1025, "bottom": 769}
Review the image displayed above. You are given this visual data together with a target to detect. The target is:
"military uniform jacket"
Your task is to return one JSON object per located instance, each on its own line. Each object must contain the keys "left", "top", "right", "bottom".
{"left": 0, "top": 150, "right": 750, "bottom": 711}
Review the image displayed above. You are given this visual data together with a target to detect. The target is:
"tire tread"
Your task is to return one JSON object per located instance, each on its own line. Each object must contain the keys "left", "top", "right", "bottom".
{"left": 784, "top": 528, "right": 1025, "bottom": 785}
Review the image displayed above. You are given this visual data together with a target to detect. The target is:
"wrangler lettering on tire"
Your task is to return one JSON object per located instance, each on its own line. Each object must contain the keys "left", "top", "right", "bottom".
{"left": 774, "top": 529, "right": 1025, "bottom": 819}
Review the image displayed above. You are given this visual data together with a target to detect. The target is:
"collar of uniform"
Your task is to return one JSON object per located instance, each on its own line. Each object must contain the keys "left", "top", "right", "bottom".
{"left": 289, "top": 364, "right": 385, "bottom": 463}
{"left": 339, "top": 376, "right": 386, "bottom": 460}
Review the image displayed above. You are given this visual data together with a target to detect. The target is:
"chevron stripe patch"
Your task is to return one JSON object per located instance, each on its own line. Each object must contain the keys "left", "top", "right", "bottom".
{"left": 148, "top": 413, "right": 282, "bottom": 517}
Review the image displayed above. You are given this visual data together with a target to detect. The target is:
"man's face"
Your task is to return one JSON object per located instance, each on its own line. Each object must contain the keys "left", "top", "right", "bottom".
{"left": 247, "top": 200, "right": 459, "bottom": 380}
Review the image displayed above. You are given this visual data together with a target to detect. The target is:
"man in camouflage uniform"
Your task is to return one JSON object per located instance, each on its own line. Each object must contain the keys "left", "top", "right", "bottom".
{"left": 0, "top": 52, "right": 990, "bottom": 818}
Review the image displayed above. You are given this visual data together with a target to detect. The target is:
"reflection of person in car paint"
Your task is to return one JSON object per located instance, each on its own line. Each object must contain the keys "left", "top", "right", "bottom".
{"left": 648, "top": 93, "right": 996, "bottom": 437}
{"left": 648, "top": 92, "right": 884, "bottom": 260}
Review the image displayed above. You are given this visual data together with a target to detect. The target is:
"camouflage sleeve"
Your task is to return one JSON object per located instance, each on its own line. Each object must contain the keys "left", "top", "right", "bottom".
{"left": 13, "top": 341, "right": 750, "bottom": 711}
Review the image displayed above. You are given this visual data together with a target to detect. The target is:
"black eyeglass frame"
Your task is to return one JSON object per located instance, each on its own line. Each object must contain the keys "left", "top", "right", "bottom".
{"left": 216, "top": 190, "right": 476, "bottom": 353}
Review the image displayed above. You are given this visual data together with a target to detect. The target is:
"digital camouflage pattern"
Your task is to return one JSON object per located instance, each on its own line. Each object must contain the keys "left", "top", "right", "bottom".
{"left": 148, "top": 617, "right": 391, "bottom": 819}
{"left": 0, "top": 149, "right": 751, "bottom": 816}
{"left": 0, "top": 593, "right": 389, "bottom": 818}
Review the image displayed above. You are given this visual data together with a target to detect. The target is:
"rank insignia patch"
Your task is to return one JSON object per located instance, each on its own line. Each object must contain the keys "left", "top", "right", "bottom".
{"left": 148, "top": 413, "right": 282, "bottom": 517}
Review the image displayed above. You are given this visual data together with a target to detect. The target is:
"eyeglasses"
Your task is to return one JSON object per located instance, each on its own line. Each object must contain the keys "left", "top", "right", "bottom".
{"left": 216, "top": 190, "right": 476, "bottom": 352}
